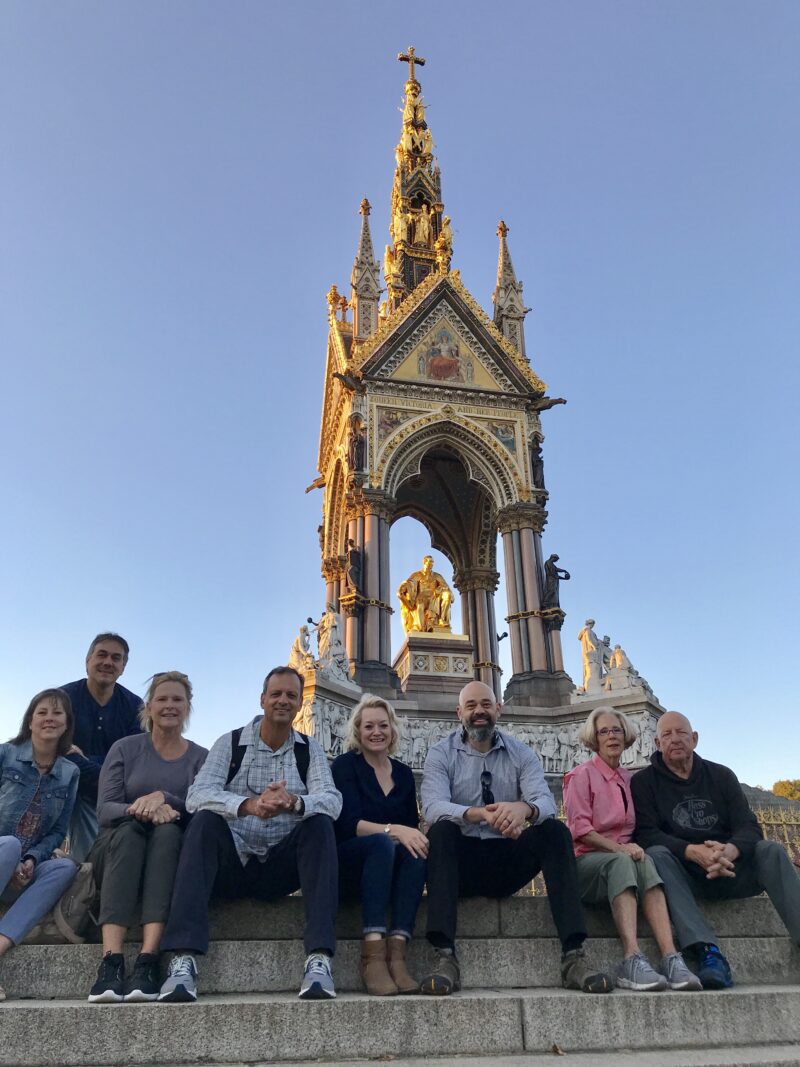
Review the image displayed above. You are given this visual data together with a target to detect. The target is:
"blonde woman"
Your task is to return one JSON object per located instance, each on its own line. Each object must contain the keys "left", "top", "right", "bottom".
{"left": 331, "top": 695, "right": 427, "bottom": 996}
{"left": 563, "top": 707, "right": 700, "bottom": 992}
{"left": 87, "top": 671, "right": 207, "bottom": 1003}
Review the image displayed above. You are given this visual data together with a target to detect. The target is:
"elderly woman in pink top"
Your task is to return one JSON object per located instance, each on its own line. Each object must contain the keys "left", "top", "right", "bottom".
{"left": 563, "top": 707, "right": 700, "bottom": 993}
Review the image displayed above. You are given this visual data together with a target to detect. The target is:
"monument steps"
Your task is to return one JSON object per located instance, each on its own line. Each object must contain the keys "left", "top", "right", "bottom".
{"left": 1, "top": 898, "right": 798, "bottom": 1065}
{"left": 1, "top": 988, "right": 800, "bottom": 1066}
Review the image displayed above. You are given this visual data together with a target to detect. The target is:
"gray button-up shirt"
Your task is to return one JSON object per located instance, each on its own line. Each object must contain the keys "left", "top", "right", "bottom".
{"left": 186, "top": 716, "right": 342, "bottom": 864}
{"left": 421, "top": 728, "right": 557, "bottom": 839}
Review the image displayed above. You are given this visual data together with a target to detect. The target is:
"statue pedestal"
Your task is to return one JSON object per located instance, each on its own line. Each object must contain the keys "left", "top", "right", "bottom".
{"left": 393, "top": 632, "right": 474, "bottom": 695}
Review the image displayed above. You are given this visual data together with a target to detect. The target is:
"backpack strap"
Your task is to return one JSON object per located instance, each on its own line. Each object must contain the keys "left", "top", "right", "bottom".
{"left": 226, "top": 727, "right": 247, "bottom": 786}
{"left": 226, "top": 727, "right": 309, "bottom": 788}
{"left": 293, "top": 733, "right": 310, "bottom": 787}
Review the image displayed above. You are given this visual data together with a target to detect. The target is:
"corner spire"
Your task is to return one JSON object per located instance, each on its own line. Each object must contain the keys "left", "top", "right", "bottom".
{"left": 385, "top": 48, "right": 451, "bottom": 309}
{"left": 492, "top": 220, "right": 529, "bottom": 358}
{"left": 351, "top": 198, "right": 380, "bottom": 340}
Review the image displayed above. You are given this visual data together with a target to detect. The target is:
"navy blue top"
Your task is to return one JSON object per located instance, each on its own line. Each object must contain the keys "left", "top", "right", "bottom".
{"left": 60, "top": 679, "right": 143, "bottom": 803}
{"left": 331, "top": 749, "right": 419, "bottom": 843}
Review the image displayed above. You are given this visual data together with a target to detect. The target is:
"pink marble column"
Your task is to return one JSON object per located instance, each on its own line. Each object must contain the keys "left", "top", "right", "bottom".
{"left": 363, "top": 513, "right": 380, "bottom": 662}
{"left": 520, "top": 527, "right": 548, "bottom": 671}
{"left": 501, "top": 530, "right": 525, "bottom": 675}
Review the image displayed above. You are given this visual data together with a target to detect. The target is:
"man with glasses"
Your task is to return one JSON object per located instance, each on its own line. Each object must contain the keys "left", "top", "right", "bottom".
{"left": 632, "top": 710, "right": 800, "bottom": 989}
{"left": 419, "top": 680, "right": 613, "bottom": 996}
{"left": 157, "top": 666, "right": 342, "bottom": 1002}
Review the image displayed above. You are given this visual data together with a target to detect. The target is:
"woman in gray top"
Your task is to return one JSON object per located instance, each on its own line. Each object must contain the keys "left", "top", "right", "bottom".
{"left": 87, "top": 671, "right": 207, "bottom": 1004}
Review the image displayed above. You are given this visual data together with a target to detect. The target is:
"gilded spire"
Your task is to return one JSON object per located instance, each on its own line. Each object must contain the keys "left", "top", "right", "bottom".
{"left": 492, "top": 221, "right": 529, "bottom": 357}
{"left": 351, "top": 198, "right": 381, "bottom": 340}
{"left": 386, "top": 48, "right": 450, "bottom": 307}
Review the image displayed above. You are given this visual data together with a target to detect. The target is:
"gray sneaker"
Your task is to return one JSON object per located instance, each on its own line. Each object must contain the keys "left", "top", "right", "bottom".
{"left": 298, "top": 952, "right": 336, "bottom": 1000}
{"left": 617, "top": 952, "right": 667, "bottom": 991}
{"left": 158, "top": 954, "right": 198, "bottom": 1003}
{"left": 661, "top": 952, "right": 702, "bottom": 991}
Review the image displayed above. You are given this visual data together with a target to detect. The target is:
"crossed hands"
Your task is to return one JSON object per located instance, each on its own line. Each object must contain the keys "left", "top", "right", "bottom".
{"left": 469, "top": 801, "right": 533, "bottom": 839}
{"left": 128, "top": 791, "right": 180, "bottom": 824}
{"left": 10, "top": 858, "right": 34, "bottom": 890}
{"left": 239, "top": 780, "right": 297, "bottom": 821}
{"left": 617, "top": 842, "right": 645, "bottom": 862}
{"left": 686, "top": 840, "right": 740, "bottom": 879}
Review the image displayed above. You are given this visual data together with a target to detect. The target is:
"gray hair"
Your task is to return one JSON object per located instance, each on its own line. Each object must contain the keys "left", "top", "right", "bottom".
{"left": 345, "top": 693, "right": 404, "bottom": 756}
{"left": 577, "top": 706, "right": 637, "bottom": 752}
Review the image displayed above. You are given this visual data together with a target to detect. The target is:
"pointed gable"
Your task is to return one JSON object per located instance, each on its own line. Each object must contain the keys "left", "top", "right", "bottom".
{"left": 354, "top": 271, "right": 546, "bottom": 397}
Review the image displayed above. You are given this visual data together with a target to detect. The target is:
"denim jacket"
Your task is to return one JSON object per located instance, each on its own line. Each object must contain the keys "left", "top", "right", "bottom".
{"left": 0, "top": 741, "right": 79, "bottom": 866}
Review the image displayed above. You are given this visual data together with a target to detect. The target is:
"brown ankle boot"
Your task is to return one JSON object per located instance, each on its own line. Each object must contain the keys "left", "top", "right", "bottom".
{"left": 387, "top": 937, "right": 419, "bottom": 994}
{"left": 361, "top": 939, "right": 398, "bottom": 996}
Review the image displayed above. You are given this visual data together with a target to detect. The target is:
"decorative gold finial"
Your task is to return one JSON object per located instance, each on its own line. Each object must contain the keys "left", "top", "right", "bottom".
{"left": 326, "top": 284, "right": 340, "bottom": 317}
{"left": 398, "top": 46, "right": 425, "bottom": 83}
{"left": 338, "top": 294, "right": 349, "bottom": 320}
{"left": 360, "top": 198, "right": 371, "bottom": 216}
{"left": 497, "top": 220, "right": 509, "bottom": 238}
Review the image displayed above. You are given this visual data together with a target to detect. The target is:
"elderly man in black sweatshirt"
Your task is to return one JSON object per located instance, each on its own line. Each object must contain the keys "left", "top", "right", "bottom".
{"left": 631, "top": 711, "right": 800, "bottom": 990}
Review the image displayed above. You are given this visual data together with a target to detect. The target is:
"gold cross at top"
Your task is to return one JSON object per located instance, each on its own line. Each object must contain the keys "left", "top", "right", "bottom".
{"left": 398, "top": 46, "right": 425, "bottom": 82}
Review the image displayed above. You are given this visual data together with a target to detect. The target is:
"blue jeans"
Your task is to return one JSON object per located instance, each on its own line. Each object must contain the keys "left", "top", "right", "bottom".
{"left": 0, "top": 836, "right": 78, "bottom": 945}
{"left": 338, "top": 833, "right": 426, "bottom": 938}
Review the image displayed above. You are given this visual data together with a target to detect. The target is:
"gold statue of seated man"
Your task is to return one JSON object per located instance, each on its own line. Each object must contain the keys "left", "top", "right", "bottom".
{"left": 398, "top": 554, "right": 453, "bottom": 634}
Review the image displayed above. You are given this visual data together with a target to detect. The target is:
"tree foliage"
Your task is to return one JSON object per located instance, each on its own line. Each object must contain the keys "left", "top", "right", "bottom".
{"left": 772, "top": 780, "right": 800, "bottom": 802}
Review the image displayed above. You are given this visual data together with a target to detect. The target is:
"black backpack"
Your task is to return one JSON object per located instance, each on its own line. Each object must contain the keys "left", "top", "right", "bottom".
{"left": 225, "top": 727, "right": 310, "bottom": 787}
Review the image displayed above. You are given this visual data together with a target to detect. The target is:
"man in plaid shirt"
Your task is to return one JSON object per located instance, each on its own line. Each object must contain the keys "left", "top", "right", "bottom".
{"left": 158, "top": 666, "right": 342, "bottom": 1002}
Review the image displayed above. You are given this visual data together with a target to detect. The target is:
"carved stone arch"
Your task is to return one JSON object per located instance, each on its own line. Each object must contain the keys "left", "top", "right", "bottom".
{"left": 381, "top": 415, "right": 522, "bottom": 509}
{"left": 325, "top": 460, "right": 347, "bottom": 558}
{"left": 391, "top": 504, "right": 467, "bottom": 575}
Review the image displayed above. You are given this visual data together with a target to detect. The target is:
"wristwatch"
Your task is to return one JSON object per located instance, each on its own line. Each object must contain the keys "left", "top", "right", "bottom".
{"left": 293, "top": 795, "right": 305, "bottom": 815}
{"left": 383, "top": 823, "right": 392, "bottom": 834}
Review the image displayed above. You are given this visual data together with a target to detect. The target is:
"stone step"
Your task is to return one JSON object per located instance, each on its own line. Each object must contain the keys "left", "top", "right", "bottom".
{"left": 4, "top": 935, "right": 799, "bottom": 999}
{"left": 202, "top": 894, "right": 790, "bottom": 941}
{"left": 0, "top": 986, "right": 798, "bottom": 1066}
{"left": 113, "top": 1051, "right": 800, "bottom": 1067}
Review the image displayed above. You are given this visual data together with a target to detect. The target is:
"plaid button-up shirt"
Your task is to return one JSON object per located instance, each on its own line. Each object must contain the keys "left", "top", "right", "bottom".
{"left": 186, "top": 716, "right": 342, "bottom": 865}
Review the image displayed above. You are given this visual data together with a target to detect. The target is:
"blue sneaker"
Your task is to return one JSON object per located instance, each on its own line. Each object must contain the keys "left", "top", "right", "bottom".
{"left": 696, "top": 944, "right": 733, "bottom": 989}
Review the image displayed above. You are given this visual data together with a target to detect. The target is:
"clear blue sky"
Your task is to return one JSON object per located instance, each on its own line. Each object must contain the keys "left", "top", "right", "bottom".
{"left": 2, "top": 2, "right": 798, "bottom": 788}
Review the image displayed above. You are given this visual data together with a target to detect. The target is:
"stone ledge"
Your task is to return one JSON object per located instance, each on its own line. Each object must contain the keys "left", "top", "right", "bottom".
{"left": 0, "top": 987, "right": 799, "bottom": 1066}
{"left": 3, "top": 936, "right": 798, "bottom": 1000}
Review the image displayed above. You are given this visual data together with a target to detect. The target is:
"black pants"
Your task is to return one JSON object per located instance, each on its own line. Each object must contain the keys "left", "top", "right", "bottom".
{"left": 425, "top": 819, "right": 587, "bottom": 952}
{"left": 160, "top": 810, "right": 338, "bottom": 956}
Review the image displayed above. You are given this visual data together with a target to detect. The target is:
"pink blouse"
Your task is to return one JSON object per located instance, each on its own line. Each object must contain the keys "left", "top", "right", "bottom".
{"left": 563, "top": 754, "right": 635, "bottom": 857}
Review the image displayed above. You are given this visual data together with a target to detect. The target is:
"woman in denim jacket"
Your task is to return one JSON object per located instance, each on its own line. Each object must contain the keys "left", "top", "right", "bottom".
{"left": 0, "top": 688, "right": 79, "bottom": 1000}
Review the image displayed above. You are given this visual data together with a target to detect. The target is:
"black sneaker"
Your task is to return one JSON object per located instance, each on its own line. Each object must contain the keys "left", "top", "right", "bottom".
{"left": 88, "top": 952, "right": 125, "bottom": 1003}
{"left": 125, "top": 952, "right": 161, "bottom": 1002}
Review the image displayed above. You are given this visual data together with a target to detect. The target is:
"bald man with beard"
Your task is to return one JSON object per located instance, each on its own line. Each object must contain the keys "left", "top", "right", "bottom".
{"left": 631, "top": 711, "right": 800, "bottom": 989}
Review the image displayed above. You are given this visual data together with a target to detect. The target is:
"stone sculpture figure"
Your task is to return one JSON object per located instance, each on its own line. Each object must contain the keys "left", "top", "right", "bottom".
{"left": 542, "top": 554, "right": 570, "bottom": 609}
{"left": 347, "top": 421, "right": 366, "bottom": 471}
{"left": 398, "top": 554, "right": 453, "bottom": 634}
{"left": 312, "top": 605, "right": 350, "bottom": 684}
{"left": 288, "top": 625, "right": 314, "bottom": 674}
{"left": 344, "top": 539, "right": 362, "bottom": 595}
{"left": 414, "top": 204, "right": 432, "bottom": 247}
{"left": 530, "top": 438, "right": 545, "bottom": 489}
{"left": 577, "top": 619, "right": 604, "bottom": 692}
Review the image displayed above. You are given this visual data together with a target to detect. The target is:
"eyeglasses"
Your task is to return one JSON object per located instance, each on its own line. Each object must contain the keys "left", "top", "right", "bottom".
{"left": 480, "top": 769, "right": 494, "bottom": 805}
{"left": 597, "top": 726, "right": 624, "bottom": 737}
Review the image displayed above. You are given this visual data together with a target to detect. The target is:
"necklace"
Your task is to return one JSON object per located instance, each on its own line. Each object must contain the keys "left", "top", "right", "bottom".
{"left": 34, "top": 757, "right": 54, "bottom": 775}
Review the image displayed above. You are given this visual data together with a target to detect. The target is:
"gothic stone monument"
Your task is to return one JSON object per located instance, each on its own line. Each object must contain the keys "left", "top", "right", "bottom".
{"left": 298, "top": 49, "right": 664, "bottom": 779}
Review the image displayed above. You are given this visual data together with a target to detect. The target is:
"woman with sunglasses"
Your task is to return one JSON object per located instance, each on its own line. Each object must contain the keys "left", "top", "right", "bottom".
{"left": 331, "top": 694, "right": 427, "bottom": 996}
{"left": 563, "top": 706, "right": 700, "bottom": 992}
{"left": 0, "top": 689, "right": 79, "bottom": 1001}
{"left": 87, "top": 671, "right": 207, "bottom": 1003}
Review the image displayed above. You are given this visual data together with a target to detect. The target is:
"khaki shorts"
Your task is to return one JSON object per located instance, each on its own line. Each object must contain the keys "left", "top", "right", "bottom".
{"left": 576, "top": 850, "right": 663, "bottom": 906}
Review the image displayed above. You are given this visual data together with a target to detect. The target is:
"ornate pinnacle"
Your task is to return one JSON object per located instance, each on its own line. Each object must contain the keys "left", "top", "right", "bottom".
{"left": 497, "top": 220, "right": 509, "bottom": 239}
{"left": 326, "top": 284, "right": 340, "bottom": 317}
{"left": 360, "top": 198, "right": 371, "bottom": 216}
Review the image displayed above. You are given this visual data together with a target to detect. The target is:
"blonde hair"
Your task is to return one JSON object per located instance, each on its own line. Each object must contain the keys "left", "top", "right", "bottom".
{"left": 139, "top": 671, "right": 193, "bottom": 734}
{"left": 577, "top": 706, "right": 637, "bottom": 752}
{"left": 346, "top": 693, "right": 403, "bottom": 756}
